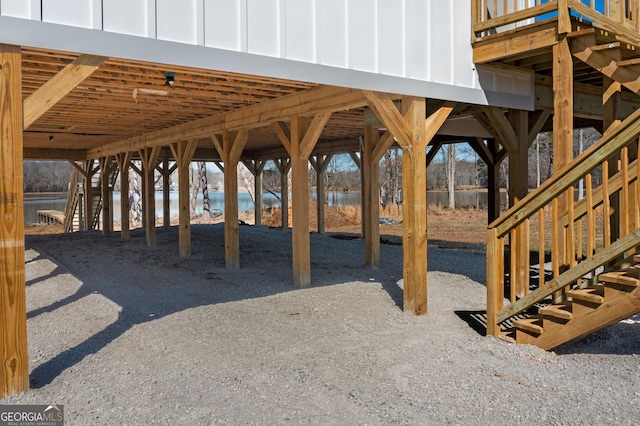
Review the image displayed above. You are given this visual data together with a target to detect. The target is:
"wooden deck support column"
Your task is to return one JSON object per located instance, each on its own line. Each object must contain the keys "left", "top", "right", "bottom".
{"left": 158, "top": 157, "right": 177, "bottom": 231}
{"left": 276, "top": 159, "right": 291, "bottom": 229}
{"left": 363, "top": 126, "right": 382, "bottom": 268}
{"left": 213, "top": 131, "right": 249, "bottom": 268}
{"left": 310, "top": 154, "right": 333, "bottom": 234}
{"left": 553, "top": 36, "right": 574, "bottom": 298}
{"left": 99, "top": 156, "right": 113, "bottom": 235}
{"left": 242, "top": 160, "right": 266, "bottom": 225}
{"left": 116, "top": 152, "right": 132, "bottom": 239}
{"left": 604, "top": 76, "right": 623, "bottom": 242}
{"left": 139, "top": 146, "right": 161, "bottom": 246}
{"left": 0, "top": 43, "right": 29, "bottom": 398}
{"left": 169, "top": 140, "right": 197, "bottom": 257}
{"left": 291, "top": 114, "right": 331, "bottom": 286}
{"left": 365, "top": 91, "right": 454, "bottom": 314}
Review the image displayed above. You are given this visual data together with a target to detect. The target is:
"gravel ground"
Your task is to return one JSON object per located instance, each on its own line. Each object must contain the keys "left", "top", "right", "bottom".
{"left": 3, "top": 223, "right": 640, "bottom": 425}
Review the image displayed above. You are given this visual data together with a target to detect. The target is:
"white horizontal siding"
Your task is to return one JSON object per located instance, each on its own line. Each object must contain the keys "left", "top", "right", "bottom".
{"left": 0, "top": 0, "right": 534, "bottom": 108}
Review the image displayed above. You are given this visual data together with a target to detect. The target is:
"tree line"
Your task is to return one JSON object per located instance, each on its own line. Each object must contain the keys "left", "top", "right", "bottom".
{"left": 23, "top": 127, "right": 603, "bottom": 212}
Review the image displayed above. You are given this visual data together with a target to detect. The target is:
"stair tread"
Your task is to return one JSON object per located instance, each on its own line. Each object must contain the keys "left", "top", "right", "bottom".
{"left": 569, "top": 286, "right": 605, "bottom": 304}
{"left": 513, "top": 317, "right": 543, "bottom": 335}
{"left": 599, "top": 270, "right": 640, "bottom": 287}
{"left": 539, "top": 303, "right": 572, "bottom": 320}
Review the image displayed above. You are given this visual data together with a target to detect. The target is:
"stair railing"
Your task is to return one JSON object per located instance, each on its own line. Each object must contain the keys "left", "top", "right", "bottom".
{"left": 486, "top": 107, "right": 640, "bottom": 335}
{"left": 473, "top": 1, "right": 640, "bottom": 42}
{"left": 63, "top": 170, "right": 80, "bottom": 233}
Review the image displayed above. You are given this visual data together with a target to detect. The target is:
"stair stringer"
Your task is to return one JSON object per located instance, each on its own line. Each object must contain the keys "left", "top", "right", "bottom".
{"left": 516, "top": 284, "right": 640, "bottom": 350}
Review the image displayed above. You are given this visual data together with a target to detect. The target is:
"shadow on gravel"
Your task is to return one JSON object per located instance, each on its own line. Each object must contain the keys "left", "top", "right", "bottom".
{"left": 25, "top": 223, "right": 419, "bottom": 388}
{"left": 455, "top": 310, "right": 487, "bottom": 337}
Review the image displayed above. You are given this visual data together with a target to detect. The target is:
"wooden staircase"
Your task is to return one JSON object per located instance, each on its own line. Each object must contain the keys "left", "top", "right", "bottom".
{"left": 63, "top": 159, "right": 119, "bottom": 232}
{"left": 511, "top": 256, "right": 640, "bottom": 350}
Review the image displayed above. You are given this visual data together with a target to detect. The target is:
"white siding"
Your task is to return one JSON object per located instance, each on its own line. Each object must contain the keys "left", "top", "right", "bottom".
{"left": 0, "top": 0, "right": 41, "bottom": 20}
{"left": 283, "top": 0, "right": 315, "bottom": 62}
{"left": 103, "top": 0, "right": 155, "bottom": 38}
{"left": 156, "top": 0, "right": 203, "bottom": 45}
{"left": 204, "top": 0, "right": 244, "bottom": 51}
{"left": 0, "top": 0, "right": 534, "bottom": 108}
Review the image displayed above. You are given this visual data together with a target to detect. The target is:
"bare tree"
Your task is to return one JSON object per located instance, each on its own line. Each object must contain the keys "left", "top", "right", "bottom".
{"left": 198, "top": 162, "right": 210, "bottom": 214}
{"left": 446, "top": 144, "right": 456, "bottom": 209}
{"left": 238, "top": 163, "right": 255, "bottom": 203}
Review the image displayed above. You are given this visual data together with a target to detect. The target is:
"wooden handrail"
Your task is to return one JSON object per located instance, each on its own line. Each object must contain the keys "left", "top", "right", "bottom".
{"left": 473, "top": 0, "right": 640, "bottom": 41}
{"left": 473, "top": 2, "right": 558, "bottom": 34}
{"left": 559, "top": 157, "right": 639, "bottom": 228}
{"left": 496, "top": 228, "right": 640, "bottom": 323}
{"left": 486, "top": 107, "right": 640, "bottom": 334}
{"left": 489, "top": 106, "right": 640, "bottom": 237}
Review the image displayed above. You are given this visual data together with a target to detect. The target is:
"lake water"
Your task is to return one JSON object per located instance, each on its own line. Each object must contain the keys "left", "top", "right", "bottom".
{"left": 24, "top": 190, "right": 502, "bottom": 224}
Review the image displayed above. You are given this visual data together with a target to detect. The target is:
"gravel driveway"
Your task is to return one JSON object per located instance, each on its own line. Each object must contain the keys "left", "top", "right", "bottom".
{"left": 3, "top": 224, "right": 640, "bottom": 425}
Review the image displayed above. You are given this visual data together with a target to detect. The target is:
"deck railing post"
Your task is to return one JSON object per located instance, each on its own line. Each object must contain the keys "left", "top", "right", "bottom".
{"left": 487, "top": 227, "right": 501, "bottom": 336}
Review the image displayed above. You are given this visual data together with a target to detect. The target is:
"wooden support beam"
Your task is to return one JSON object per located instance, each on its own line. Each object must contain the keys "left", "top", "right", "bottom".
{"left": 571, "top": 34, "right": 640, "bottom": 94}
{"left": 604, "top": 76, "right": 623, "bottom": 243}
{"left": 366, "top": 95, "right": 454, "bottom": 314}
{"left": 364, "top": 91, "right": 415, "bottom": 151}
{"left": 88, "top": 86, "right": 376, "bottom": 159}
{"left": 23, "top": 54, "right": 106, "bottom": 129}
{"left": 290, "top": 116, "right": 312, "bottom": 287}
{"left": 426, "top": 141, "right": 443, "bottom": 167}
{"left": 553, "top": 36, "right": 574, "bottom": 300}
{"left": 400, "top": 96, "right": 429, "bottom": 315}
{"left": 528, "top": 109, "right": 552, "bottom": 143}
{"left": 99, "top": 156, "right": 113, "bottom": 235}
{"left": 159, "top": 157, "right": 172, "bottom": 231}
{"left": 274, "top": 158, "right": 291, "bottom": 229}
{"left": 372, "top": 131, "right": 396, "bottom": 163}
{"left": 0, "top": 43, "right": 29, "bottom": 398}
{"left": 508, "top": 109, "right": 529, "bottom": 298}
{"left": 311, "top": 154, "right": 333, "bottom": 234}
{"left": 554, "top": 37, "right": 574, "bottom": 177}
{"left": 363, "top": 126, "right": 381, "bottom": 269}
{"left": 213, "top": 130, "right": 249, "bottom": 268}
{"left": 116, "top": 152, "right": 132, "bottom": 239}
{"left": 139, "top": 146, "right": 161, "bottom": 246}
{"left": 169, "top": 140, "right": 198, "bottom": 257}
{"left": 242, "top": 160, "right": 266, "bottom": 225}
{"left": 487, "top": 139, "right": 502, "bottom": 223}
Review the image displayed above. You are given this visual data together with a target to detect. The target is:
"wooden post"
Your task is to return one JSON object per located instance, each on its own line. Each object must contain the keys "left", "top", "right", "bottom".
{"left": 169, "top": 140, "right": 197, "bottom": 257}
{"left": 139, "top": 146, "right": 161, "bottom": 246}
{"left": 213, "top": 131, "right": 249, "bottom": 268}
{"left": 161, "top": 157, "right": 172, "bottom": 231}
{"left": 401, "top": 96, "right": 429, "bottom": 315}
{"left": 310, "top": 154, "right": 332, "bottom": 234}
{"left": 364, "top": 90, "right": 453, "bottom": 314}
{"left": 290, "top": 116, "right": 312, "bottom": 286}
{"left": 242, "top": 160, "right": 266, "bottom": 225}
{"left": 363, "top": 126, "right": 381, "bottom": 268}
{"left": 274, "top": 158, "right": 291, "bottom": 229}
{"left": 116, "top": 152, "right": 132, "bottom": 239}
{"left": 509, "top": 110, "right": 529, "bottom": 297}
{"left": 99, "top": 156, "right": 112, "bottom": 235}
{"left": 0, "top": 43, "right": 29, "bottom": 398}
{"left": 553, "top": 36, "right": 574, "bottom": 301}
{"left": 275, "top": 113, "right": 331, "bottom": 287}
{"left": 604, "top": 76, "right": 623, "bottom": 242}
